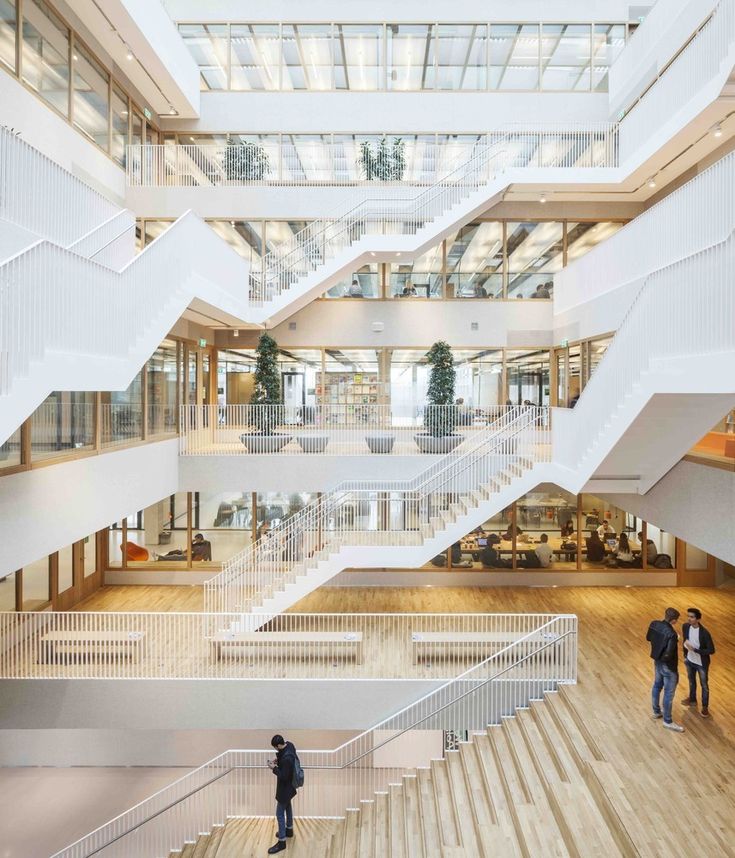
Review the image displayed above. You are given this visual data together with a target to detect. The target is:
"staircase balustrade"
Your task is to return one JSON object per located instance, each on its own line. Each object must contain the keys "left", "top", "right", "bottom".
{"left": 48, "top": 614, "right": 577, "bottom": 858}
{"left": 205, "top": 406, "right": 549, "bottom": 614}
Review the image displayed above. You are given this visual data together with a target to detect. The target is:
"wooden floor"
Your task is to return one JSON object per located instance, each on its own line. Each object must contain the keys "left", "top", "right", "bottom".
{"left": 80, "top": 583, "right": 735, "bottom": 855}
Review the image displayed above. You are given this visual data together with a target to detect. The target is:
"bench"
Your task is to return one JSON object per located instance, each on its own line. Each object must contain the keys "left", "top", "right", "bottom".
{"left": 211, "top": 630, "right": 363, "bottom": 663}
{"left": 411, "top": 630, "right": 558, "bottom": 665}
{"left": 39, "top": 630, "right": 146, "bottom": 664}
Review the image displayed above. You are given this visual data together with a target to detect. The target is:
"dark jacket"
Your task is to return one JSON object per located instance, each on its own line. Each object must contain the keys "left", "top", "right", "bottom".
{"left": 682, "top": 623, "right": 715, "bottom": 670}
{"left": 646, "top": 620, "right": 679, "bottom": 671}
{"left": 272, "top": 741, "right": 297, "bottom": 803}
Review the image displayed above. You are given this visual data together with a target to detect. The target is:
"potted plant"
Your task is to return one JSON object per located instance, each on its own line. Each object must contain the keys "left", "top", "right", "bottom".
{"left": 358, "top": 137, "right": 406, "bottom": 181}
{"left": 223, "top": 138, "right": 271, "bottom": 182}
{"left": 240, "top": 332, "right": 292, "bottom": 453}
{"left": 414, "top": 341, "right": 462, "bottom": 454}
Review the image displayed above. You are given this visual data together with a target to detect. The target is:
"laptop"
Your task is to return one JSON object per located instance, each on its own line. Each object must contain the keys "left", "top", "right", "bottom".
{"left": 477, "top": 538, "right": 488, "bottom": 547}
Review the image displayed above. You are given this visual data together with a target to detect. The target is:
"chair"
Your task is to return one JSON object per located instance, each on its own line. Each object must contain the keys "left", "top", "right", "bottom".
{"left": 122, "top": 541, "right": 149, "bottom": 562}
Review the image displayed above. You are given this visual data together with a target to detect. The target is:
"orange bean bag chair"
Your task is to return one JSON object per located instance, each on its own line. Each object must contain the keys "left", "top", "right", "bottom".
{"left": 122, "top": 541, "right": 149, "bottom": 562}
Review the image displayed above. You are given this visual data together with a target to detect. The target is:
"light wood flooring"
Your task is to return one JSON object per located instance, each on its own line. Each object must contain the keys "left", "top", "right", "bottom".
{"left": 81, "top": 583, "right": 735, "bottom": 856}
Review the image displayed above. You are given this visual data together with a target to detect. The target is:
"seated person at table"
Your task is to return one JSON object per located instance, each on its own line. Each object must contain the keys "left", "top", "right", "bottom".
{"left": 533, "top": 534, "right": 553, "bottom": 567}
{"left": 480, "top": 541, "right": 511, "bottom": 568}
{"left": 607, "top": 532, "right": 634, "bottom": 567}
{"left": 154, "top": 533, "right": 212, "bottom": 562}
{"left": 597, "top": 520, "right": 615, "bottom": 541}
{"left": 639, "top": 531, "right": 658, "bottom": 564}
{"left": 399, "top": 283, "right": 417, "bottom": 298}
{"left": 585, "top": 531, "right": 606, "bottom": 563}
{"left": 473, "top": 283, "right": 488, "bottom": 298}
{"left": 347, "top": 278, "right": 364, "bottom": 298}
{"left": 502, "top": 522, "right": 523, "bottom": 541}
{"left": 450, "top": 542, "right": 474, "bottom": 568}
{"left": 561, "top": 520, "right": 575, "bottom": 538}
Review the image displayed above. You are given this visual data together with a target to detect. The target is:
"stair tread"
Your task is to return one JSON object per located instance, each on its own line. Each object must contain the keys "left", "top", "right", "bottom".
{"left": 389, "top": 782, "right": 407, "bottom": 858}
{"left": 402, "top": 775, "right": 425, "bottom": 858}
{"left": 444, "top": 750, "right": 481, "bottom": 854}
{"left": 357, "top": 800, "right": 375, "bottom": 858}
{"left": 430, "top": 758, "right": 461, "bottom": 847}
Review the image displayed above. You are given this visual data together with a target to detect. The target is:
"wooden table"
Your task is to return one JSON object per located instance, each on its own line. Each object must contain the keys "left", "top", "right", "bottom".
{"left": 211, "top": 630, "right": 363, "bottom": 662}
{"left": 460, "top": 535, "right": 641, "bottom": 562}
{"left": 39, "top": 630, "right": 145, "bottom": 664}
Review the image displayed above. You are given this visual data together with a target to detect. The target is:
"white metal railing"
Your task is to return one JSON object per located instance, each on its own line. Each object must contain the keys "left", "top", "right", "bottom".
{"left": 609, "top": 0, "right": 718, "bottom": 110}
{"left": 126, "top": 125, "right": 617, "bottom": 188}
{"left": 556, "top": 228, "right": 735, "bottom": 470}
{"left": 0, "top": 611, "right": 564, "bottom": 681}
{"left": 67, "top": 210, "right": 136, "bottom": 269}
{"left": 0, "top": 127, "right": 120, "bottom": 247}
{"left": 180, "top": 403, "right": 516, "bottom": 455}
{"left": 49, "top": 614, "right": 577, "bottom": 858}
{"left": 0, "top": 211, "right": 247, "bottom": 406}
{"left": 618, "top": 0, "right": 735, "bottom": 163}
{"left": 206, "top": 406, "right": 549, "bottom": 613}
{"left": 554, "top": 148, "right": 735, "bottom": 312}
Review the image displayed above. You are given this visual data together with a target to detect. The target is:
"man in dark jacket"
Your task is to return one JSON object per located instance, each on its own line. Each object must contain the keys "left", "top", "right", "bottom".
{"left": 681, "top": 607, "right": 715, "bottom": 718}
{"left": 267, "top": 735, "right": 298, "bottom": 853}
{"left": 646, "top": 607, "right": 684, "bottom": 732}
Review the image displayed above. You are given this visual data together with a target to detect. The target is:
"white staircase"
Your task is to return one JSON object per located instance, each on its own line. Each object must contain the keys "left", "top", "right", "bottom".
{"left": 207, "top": 223, "right": 735, "bottom": 616}
{"left": 206, "top": 407, "right": 551, "bottom": 614}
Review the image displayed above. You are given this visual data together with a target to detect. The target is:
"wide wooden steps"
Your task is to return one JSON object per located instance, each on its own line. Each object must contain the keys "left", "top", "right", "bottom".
{"left": 167, "top": 692, "right": 654, "bottom": 857}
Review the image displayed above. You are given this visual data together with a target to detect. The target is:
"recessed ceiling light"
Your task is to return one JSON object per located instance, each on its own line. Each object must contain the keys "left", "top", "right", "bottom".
{"left": 126, "top": 49, "right": 134, "bottom": 61}
{"left": 169, "top": 106, "right": 177, "bottom": 115}
{"left": 647, "top": 177, "right": 656, "bottom": 189}
{"left": 711, "top": 123, "right": 723, "bottom": 138}
{"left": 396, "top": 253, "right": 401, "bottom": 257}
{"left": 539, "top": 192, "right": 547, "bottom": 204}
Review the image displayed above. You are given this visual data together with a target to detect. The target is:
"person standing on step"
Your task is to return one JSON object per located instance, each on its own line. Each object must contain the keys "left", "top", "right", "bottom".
{"left": 267, "top": 735, "right": 299, "bottom": 853}
{"left": 681, "top": 607, "right": 715, "bottom": 718}
{"left": 646, "top": 607, "right": 685, "bottom": 732}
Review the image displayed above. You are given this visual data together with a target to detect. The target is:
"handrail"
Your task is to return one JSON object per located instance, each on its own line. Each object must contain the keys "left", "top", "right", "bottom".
{"left": 50, "top": 615, "right": 576, "bottom": 858}
{"left": 206, "top": 406, "right": 547, "bottom": 602}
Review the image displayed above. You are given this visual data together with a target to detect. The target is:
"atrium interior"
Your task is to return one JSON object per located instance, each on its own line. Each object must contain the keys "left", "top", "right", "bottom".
{"left": 0, "top": 1, "right": 734, "bottom": 855}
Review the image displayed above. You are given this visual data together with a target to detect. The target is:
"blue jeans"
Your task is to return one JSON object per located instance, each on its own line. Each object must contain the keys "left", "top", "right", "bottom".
{"left": 685, "top": 659, "right": 710, "bottom": 708}
{"left": 276, "top": 800, "right": 293, "bottom": 840}
{"left": 652, "top": 660, "right": 679, "bottom": 723}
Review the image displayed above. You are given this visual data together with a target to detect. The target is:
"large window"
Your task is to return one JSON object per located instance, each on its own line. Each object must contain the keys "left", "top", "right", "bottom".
{"left": 390, "top": 240, "right": 443, "bottom": 298}
{"left": 490, "top": 24, "right": 539, "bottom": 90}
{"left": 181, "top": 23, "right": 228, "bottom": 90}
{"left": 148, "top": 341, "right": 178, "bottom": 435}
{"left": 282, "top": 24, "right": 332, "bottom": 90}
{"left": 541, "top": 24, "right": 591, "bottom": 91}
{"left": 101, "top": 371, "right": 143, "bottom": 446}
{"left": 506, "top": 221, "right": 563, "bottom": 298}
{"left": 230, "top": 23, "right": 279, "bottom": 90}
{"left": 435, "top": 24, "right": 487, "bottom": 90}
{"left": 30, "top": 392, "right": 94, "bottom": 461}
{"left": 334, "top": 24, "right": 383, "bottom": 90}
{"left": 0, "top": 0, "right": 16, "bottom": 72}
{"left": 72, "top": 41, "right": 109, "bottom": 149}
{"left": 22, "top": 0, "right": 70, "bottom": 116}
{"left": 111, "top": 82, "right": 129, "bottom": 166}
{"left": 446, "top": 222, "right": 503, "bottom": 298}
{"left": 506, "top": 349, "right": 550, "bottom": 406}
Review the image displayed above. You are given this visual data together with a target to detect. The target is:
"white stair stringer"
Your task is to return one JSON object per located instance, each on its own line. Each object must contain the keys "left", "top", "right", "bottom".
{"left": 0, "top": 210, "right": 251, "bottom": 444}
{"left": 254, "top": 463, "right": 552, "bottom": 616}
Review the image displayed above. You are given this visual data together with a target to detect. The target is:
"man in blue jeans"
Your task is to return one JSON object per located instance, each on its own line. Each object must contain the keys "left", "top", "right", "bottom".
{"left": 646, "top": 607, "right": 684, "bottom": 732}
{"left": 681, "top": 607, "right": 715, "bottom": 718}
{"left": 267, "top": 735, "right": 298, "bottom": 854}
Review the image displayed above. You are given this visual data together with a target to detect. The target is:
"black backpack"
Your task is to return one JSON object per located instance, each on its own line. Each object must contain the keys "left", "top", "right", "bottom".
{"left": 291, "top": 753, "right": 304, "bottom": 790}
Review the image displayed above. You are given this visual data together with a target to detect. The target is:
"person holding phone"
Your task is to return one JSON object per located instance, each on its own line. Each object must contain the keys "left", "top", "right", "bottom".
{"left": 267, "top": 735, "right": 298, "bottom": 853}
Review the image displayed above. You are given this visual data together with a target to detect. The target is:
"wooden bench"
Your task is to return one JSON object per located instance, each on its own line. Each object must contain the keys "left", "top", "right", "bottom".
{"left": 211, "top": 630, "right": 363, "bottom": 663}
{"left": 39, "top": 630, "right": 146, "bottom": 664}
{"left": 411, "top": 630, "right": 558, "bottom": 664}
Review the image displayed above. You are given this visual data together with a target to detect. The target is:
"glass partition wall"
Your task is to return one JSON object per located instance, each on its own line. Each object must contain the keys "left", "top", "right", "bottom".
{"left": 139, "top": 218, "right": 625, "bottom": 301}
{"left": 180, "top": 21, "right": 630, "bottom": 92}
{"left": 435, "top": 485, "right": 699, "bottom": 574}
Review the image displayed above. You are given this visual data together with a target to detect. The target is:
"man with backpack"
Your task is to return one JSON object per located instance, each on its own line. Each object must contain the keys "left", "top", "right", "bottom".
{"left": 267, "top": 734, "right": 303, "bottom": 853}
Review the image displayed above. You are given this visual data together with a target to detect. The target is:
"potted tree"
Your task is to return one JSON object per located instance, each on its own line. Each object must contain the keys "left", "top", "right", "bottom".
{"left": 240, "top": 332, "right": 292, "bottom": 453}
{"left": 223, "top": 138, "right": 271, "bottom": 182}
{"left": 358, "top": 137, "right": 406, "bottom": 181}
{"left": 414, "top": 341, "right": 462, "bottom": 454}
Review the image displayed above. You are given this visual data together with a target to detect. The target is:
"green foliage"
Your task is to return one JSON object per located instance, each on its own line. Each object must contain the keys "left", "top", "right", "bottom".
{"left": 424, "top": 341, "right": 457, "bottom": 437}
{"left": 253, "top": 333, "right": 281, "bottom": 434}
{"left": 223, "top": 138, "right": 271, "bottom": 181}
{"left": 358, "top": 137, "right": 406, "bottom": 181}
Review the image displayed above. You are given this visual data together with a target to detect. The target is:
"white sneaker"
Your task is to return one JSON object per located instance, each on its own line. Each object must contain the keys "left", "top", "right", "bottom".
{"left": 663, "top": 721, "right": 685, "bottom": 732}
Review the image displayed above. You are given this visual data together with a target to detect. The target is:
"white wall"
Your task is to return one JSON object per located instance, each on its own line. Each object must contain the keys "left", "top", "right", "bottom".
{"left": 0, "top": 440, "right": 179, "bottom": 577}
{"left": 164, "top": 1, "right": 634, "bottom": 23}
{"left": 0, "top": 74, "right": 125, "bottom": 204}
{"left": 599, "top": 458, "right": 735, "bottom": 564}
{"left": 217, "top": 299, "right": 553, "bottom": 350}
{"left": 0, "top": 679, "right": 442, "bottom": 732}
{"left": 179, "top": 455, "right": 435, "bottom": 493}
{"left": 164, "top": 92, "right": 610, "bottom": 136}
